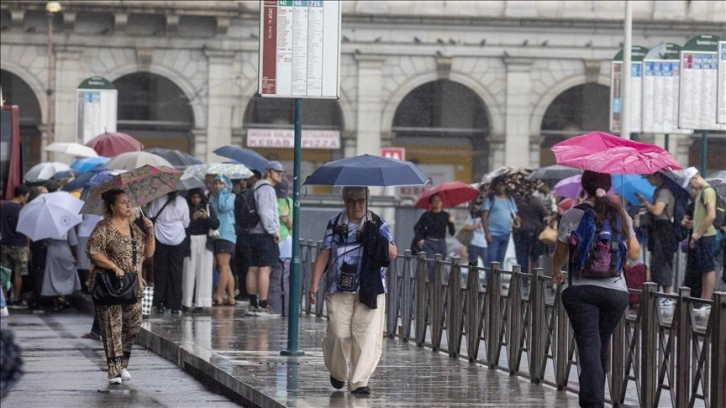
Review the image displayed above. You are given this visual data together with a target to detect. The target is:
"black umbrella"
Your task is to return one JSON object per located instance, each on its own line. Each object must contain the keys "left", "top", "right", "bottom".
{"left": 145, "top": 148, "right": 202, "bottom": 167}
{"left": 213, "top": 146, "right": 268, "bottom": 172}
{"left": 527, "top": 165, "right": 582, "bottom": 182}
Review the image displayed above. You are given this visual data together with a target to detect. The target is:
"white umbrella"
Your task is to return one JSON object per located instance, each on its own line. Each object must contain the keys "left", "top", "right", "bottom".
{"left": 44, "top": 142, "right": 99, "bottom": 158}
{"left": 16, "top": 191, "right": 84, "bottom": 240}
{"left": 24, "top": 162, "right": 71, "bottom": 183}
{"left": 105, "top": 151, "right": 173, "bottom": 171}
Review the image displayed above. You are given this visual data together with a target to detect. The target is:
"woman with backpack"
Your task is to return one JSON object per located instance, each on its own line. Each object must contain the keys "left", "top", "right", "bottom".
{"left": 551, "top": 170, "right": 640, "bottom": 408}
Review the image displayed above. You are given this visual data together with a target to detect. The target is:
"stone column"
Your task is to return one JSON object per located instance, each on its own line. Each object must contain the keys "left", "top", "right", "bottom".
{"left": 355, "top": 55, "right": 385, "bottom": 156}
{"left": 192, "top": 128, "right": 209, "bottom": 161}
{"left": 503, "top": 57, "right": 534, "bottom": 167}
{"left": 54, "top": 48, "right": 82, "bottom": 145}
{"left": 204, "top": 50, "right": 236, "bottom": 162}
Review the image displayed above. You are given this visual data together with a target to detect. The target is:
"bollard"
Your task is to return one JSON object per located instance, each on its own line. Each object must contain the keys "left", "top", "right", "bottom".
{"left": 415, "top": 251, "right": 428, "bottom": 347}
{"left": 487, "top": 262, "right": 502, "bottom": 368}
{"left": 710, "top": 292, "right": 725, "bottom": 408}
{"left": 529, "top": 267, "right": 544, "bottom": 383}
{"left": 466, "top": 262, "right": 482, "bottom": 363}
{"left": 508, "top": 265, "right": 522, "bottom": 374}
{"left": 431, "top": 254, "right": 444, "bottom": 351}
{"left": 448, "top": 258, "right": 462, "bottom": 359}
{"left": 640, "top": 283, "right": 658, "bottom": 408}
{"left": 676, "top": 287, "right": 691, "bottom": 407}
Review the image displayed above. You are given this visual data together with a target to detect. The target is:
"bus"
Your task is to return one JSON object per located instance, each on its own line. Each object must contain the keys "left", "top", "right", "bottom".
{"left": 1, "top": 104, "right": 21, "bottom": 201}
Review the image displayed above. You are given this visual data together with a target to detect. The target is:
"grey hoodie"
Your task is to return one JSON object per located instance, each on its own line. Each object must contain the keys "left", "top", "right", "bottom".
{"left": 249, "top": 179, "right": 279, "bottom": 236}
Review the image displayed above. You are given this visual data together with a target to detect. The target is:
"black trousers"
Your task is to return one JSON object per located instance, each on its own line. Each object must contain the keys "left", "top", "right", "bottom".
{"left": 234, "top": 236, "right": 251, "bottom": 298}
{"left": 153, "top": 241, "right": 185, "bottom": 311}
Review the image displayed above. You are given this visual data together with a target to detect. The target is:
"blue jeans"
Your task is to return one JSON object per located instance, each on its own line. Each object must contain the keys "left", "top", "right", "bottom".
{"left": 0, "top": 288, "right": 6, "bottom": 308}
{"left": 561, "top": 285, "right": 628, "bottom": 408}
{"left": 467, "top": 245, "right": 487, "bottom": 266}
{"left": 487, "top": 233, "right": 510, "bottom": 265}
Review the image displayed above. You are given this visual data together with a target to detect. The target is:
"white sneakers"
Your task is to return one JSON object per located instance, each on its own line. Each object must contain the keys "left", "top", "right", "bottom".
{"left": 109, "top": 369, "right": 130, "bottom": 384}
{"left": 0, "top": 306, "right": 8, "bottom": 317}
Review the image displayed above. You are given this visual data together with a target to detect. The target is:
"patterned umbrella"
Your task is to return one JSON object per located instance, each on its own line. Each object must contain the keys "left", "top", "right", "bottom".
{"left": 480, "top": 166, "right": 541, "bottom": 202}
{"left": 80, "top": 165, "right": 181, "bottom": 215}
{"left": 183, "top": 162, "right": 253, "bottom": 180}
{"left": 86, "top": 132, "right": 143, "bottom": 157}
{"left": 105, "top": 151, "right": 173, "bottom": 171}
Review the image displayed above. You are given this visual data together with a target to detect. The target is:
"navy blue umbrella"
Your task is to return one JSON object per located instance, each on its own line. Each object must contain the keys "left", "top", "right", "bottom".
{"left": 304, "top": 154, "right": 428, "bottom": 187}
{"left": 145, "top": 148, "right": 202, "bottom": 167}
{"left": 62, "top": 172, "right": 95, "bottom": 192}
{"left": 213, "top": 146, "right": 268, "bottom": 172}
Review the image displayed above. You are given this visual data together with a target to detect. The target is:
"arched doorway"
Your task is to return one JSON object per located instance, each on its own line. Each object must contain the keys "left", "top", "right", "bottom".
{"left": 242, "top": 96, "right": 343, "bottom": 179}
{"left": 0, "top": 69, "right": 43, "bottom": 172}
{"left": 539, "top": 83, "right": 609, "bottom": 166}
{"left": 392, "top": 79, "right": 489, "bottom": 183}
{"left": 112, "top": 72, "right": 194, "bottom": 152}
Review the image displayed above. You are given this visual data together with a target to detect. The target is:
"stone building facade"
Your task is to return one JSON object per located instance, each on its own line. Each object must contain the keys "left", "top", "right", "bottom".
{"left": 1, "top": 1, "right": 724, "bottom": 182}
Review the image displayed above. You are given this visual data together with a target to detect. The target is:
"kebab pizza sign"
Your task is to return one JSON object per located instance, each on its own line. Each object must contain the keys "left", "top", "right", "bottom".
{"left": 247, "top": 128, "right": 340, "bottom": 149}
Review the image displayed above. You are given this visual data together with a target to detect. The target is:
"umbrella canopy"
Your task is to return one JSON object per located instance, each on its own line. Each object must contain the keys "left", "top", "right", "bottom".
{"left": 16, "top": 191, "right": 83, "bottom": 240}
{"left": 24, "top": 162, "right": 71, "bottom": 183}
{"left": 707, "top": 170, "right": 726, "bottom": 180}
{"left": 480, "top": 166, "right": 541, "bottom": 202}
{"left": 145, "top": 148, "right": 202, "bottom": 167}
{"left": 183, "top": 163, "right": 253, "bottom": 180}
{"left": 213, "top": 146, "right": 268, "bottom": 172}
{"left": 176, "top": 174, "right": 205, "bottom": 191}
{"left": 553, "top": 174, "right": 655, "bottom": 205}
{"left": 414, "top": 181, "right": 480, "bottom": 210}
{"left": 527, "top": 164, "right": 582, "bottom": 182}
{"left": 105, "top": 151, "right": 174, "bottom": 171}
{"left": 62, "top": 172, "right": 95, "bottom": 192}
{"left": 80, "top": 165, "right": 181, "bottom": 215}
{"left": 304, "top": 154, "right": 428, "bottom": 187}
{"left": 44, "top": 142, "right": 99, "bottom": 158}
{"left": 80, "top": 169, "right": 126, "bottom": 201}
{"left": 70, "top": 156, "right": 110, "bottom": 173}
{"left": 86, "top": 132, "right": 143, "bottom": 157}
{"left": 550, "top": 131, "right": 682, "bottom": 174}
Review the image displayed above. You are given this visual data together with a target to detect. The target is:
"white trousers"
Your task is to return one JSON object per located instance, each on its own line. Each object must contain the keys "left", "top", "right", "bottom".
{"left": 323, "top": 292, "right": 385, "bottom": 391}
{"left": 182, "top": 235, "right": 214, "bottom": 308}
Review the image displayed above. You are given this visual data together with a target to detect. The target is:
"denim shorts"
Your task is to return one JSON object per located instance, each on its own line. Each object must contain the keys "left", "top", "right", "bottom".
{"left": 213, "top": 239, "right": 236, "bottom": 255}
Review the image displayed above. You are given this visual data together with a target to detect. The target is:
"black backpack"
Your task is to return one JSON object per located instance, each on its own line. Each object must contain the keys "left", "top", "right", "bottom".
{"left": 234, "top": 184, "right": 269, "bottom": 231}
{"left": 670, "top": 187, "right": 690, "bottom": 242}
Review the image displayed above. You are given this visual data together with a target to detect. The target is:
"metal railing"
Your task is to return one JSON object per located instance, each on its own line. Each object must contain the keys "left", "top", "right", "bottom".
{"left": 297, "top": 240, "right": 725, "bottom": 408}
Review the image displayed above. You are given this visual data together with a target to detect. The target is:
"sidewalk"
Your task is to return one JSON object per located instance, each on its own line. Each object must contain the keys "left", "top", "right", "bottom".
{"left": 0, "top": 309, "right": 237, "bottom": 407}
{"left": 136, "top": 305, "right": 581, "bottom": 407}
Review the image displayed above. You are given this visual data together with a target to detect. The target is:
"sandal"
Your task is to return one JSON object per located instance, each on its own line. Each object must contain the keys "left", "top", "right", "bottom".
{"left": 82, "top": 332, "right": 100, "bottom": 340}
{"left": 226, "top": 299, "right": 237, "bottom": 306}
{"left": 213, "top": 298, "right": 224, "bottom": 306}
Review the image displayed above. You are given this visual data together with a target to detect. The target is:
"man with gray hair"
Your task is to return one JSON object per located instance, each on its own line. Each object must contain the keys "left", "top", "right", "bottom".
{"left": 246, "top": 161, "right": 285, "bottom": 316}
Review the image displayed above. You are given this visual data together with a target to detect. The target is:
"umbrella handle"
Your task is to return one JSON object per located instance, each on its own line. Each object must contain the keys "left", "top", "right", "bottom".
{"left": 129, "top": 189, "right": 146, "bottom": 218}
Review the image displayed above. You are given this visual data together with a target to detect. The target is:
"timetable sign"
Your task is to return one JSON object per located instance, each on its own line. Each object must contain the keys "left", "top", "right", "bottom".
{"left": 259, "top": 0, "right": 341, "bottom": 99}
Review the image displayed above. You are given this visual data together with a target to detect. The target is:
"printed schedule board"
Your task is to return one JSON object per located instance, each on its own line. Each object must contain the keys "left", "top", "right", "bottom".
{"left": 75, "top": 77, "right": 117, "bottom": 144}
{"left": 259, "top": 0, "right": 341, "bottom": 99}
{"left": 718, "top": 40, "right": 726, "bottom": 123}
{"left": 678, "top": 34, "right": 725, "bottom": 130}
{"left": 641, "top": 43, "right": 691, "bottom": 134}
{"left": 610, "top": 46, "right": 648, "bottom": 134}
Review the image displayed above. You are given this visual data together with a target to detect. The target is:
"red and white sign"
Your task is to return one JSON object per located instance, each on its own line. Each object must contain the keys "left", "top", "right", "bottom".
{"left": 380, "top": 147, "right": 405, "bottom": 161}
{"left": 247, "top": 128, "right": 340, "bottom": 149}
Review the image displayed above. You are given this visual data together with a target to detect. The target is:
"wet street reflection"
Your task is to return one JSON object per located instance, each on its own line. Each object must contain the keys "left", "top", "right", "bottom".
{"left": 140, "top": 308, "right": 580, "bottom": 407}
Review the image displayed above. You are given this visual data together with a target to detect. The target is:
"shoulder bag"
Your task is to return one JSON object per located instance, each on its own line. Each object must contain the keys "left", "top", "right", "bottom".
{"left": 92, "top": 224, "right": 139, "bottom": 305}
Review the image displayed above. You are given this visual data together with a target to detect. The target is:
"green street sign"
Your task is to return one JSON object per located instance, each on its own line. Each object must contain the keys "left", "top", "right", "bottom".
{"left": 613, "top": 45, "right": 649, "bottom": 62}
{"left": 682, "top": 34, "right": 720, "bottom": 52}
{"left": 77, "top": 76, "right": 115, "bottom": 90}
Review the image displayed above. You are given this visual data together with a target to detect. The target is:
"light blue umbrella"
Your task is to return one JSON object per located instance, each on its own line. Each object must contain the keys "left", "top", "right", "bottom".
{"left": 611, "top": 174, "right": 655, "bottom": 206}
{"left": 70, "top": 157, "right": 110, "bottom": 173}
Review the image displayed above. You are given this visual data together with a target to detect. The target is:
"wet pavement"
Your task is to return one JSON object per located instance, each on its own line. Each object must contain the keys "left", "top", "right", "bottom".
{"left": 137, "top": 305, "right": 581, "bottom": 407}
{"left": 0, "top": 309, "right": 237, "bottom": 407}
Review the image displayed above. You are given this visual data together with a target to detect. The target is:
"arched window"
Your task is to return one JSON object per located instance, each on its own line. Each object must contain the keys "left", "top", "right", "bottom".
{"left": 539, "top": 84, "right": 609, "bottom": 166}
{"left": 392, "top": 79, "right": 489, "bottom": 182}
{"left": 113, "top": 72, "right": 194, "bottom": 151}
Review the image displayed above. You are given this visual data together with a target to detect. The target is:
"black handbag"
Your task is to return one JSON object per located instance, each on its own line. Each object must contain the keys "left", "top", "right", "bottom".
{"left": 92, "top": 224, "right": 139, "bottom": 305}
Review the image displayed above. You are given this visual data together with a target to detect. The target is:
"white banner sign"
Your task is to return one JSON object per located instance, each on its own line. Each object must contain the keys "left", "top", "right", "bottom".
{"left": 75, "top": 89, "right": 117, "bottom": 144}
{"left": 247, "top": 128, "right": 340, "bottom": 149}
{"left": 679, "top": 35, "right": 726, "bottom": 131}
{"left": 259, "top": 0, "right": 341, "bottom": 98}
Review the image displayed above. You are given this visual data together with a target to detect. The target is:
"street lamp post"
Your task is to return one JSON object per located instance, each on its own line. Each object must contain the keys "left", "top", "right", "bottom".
{"left": 45, "top": 1, "right": 62, "bottom": 161}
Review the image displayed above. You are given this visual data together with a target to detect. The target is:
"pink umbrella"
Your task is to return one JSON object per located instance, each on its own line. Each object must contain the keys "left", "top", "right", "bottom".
{"left": 550, "top": 131, "right": 681, "bottom": 174}
{"left": 86, "top": 132, "right": 143, "bottom": 157}
{"left": 415, "top": 181, "right": 480, "bottom": 210}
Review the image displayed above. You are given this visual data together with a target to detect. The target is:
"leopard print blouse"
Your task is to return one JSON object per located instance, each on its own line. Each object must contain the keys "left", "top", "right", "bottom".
{"left": 86, "top": 219, "right": 148, "bottom": 290}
